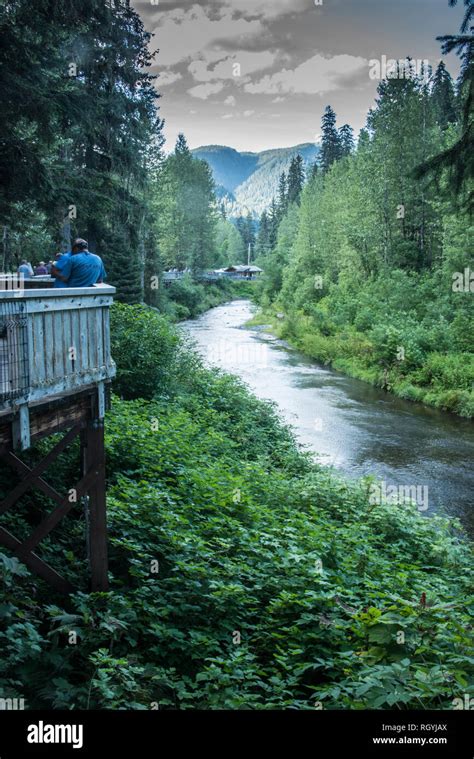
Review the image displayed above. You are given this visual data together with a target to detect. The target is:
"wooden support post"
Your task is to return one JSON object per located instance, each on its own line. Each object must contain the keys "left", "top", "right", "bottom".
{"left": 12, "top": 403, "right": 30, "bottom": 451}
{"left": 82, "top": 400, "right": 108, "bottom": 592}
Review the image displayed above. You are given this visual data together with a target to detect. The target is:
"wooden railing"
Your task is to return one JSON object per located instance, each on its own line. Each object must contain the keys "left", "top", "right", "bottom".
{"left": 0, "top": 284, "right": 116, "bottom": 448}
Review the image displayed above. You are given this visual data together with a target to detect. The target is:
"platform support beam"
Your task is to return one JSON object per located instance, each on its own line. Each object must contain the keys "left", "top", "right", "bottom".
{"left": 12, "top": 403, "right": 30, "bottom": 451}
{"left": 82, "top": 413, "right": 108, "bottom": 592}
{"left": 0, "top": 387, "right": 110, "bottom": 594}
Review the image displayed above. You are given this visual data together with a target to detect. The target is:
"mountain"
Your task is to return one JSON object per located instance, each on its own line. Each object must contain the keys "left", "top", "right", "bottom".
{"left": 192, "top": 143, "right": 319, "bottom": 217}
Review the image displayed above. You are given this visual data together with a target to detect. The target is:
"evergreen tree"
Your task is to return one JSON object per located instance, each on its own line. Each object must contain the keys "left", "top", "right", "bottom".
{"left": 277, "top": 172, "right": 288, "bottom": 217}
{"left": 339, "top": 124, "right": 355, "bottom": 156}
{"left": 319, "top": 106, "right": 342, "bottom": 173}
{"left": 287, "top": 155, "right": 305, "bottom": 205}
{"left": 175, "top": 133, "right": 191, "bottom": 157}
{"left": 268, "top": 198, "right": 280, "bottom": 249}
{"left": 255, "top": 210, "right": 271, "bottom": 256}
{"left": 244, "top": 211, "right": 256, "bottom": 252}
{"left": 155, "top": 134, "right": 217, "bottom": 274}
{"left": 415, "top": 0, "right": 473, "bottom": 212}
{"left": 234, "top": 211, "right": 256, "bottom": 257}
{"left": 309, "top": 161, "right": 319, "bottom": 180}
{"left": 431, "top": 61, "right": 458, "bottom": 129}
{"left": 235, "top": 215, "right": 247, "bottom": 253}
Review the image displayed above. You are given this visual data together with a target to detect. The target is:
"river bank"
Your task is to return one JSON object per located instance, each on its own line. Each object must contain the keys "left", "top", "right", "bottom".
{"left": 182, "top": 300, "right": 474, "bottom": 535}
{"left": 158, "top": 277, "right": 255, "bottom": 322}
{"left": 245, "top": 305, "right": 474, "bottom": 420}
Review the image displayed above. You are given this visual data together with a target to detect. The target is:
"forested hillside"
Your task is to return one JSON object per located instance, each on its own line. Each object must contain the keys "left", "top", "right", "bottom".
{"left": 253, "top": 60, "right": 474, "bottom": 417}
{"left": 190, "top": 146, "right": 259, "bottom": 191}
{"left": 193, "top": 143, "right": 319, "bottom": 216}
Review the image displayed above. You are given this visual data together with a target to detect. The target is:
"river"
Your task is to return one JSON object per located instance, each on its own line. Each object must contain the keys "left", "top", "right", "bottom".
{"left": 181, "top": 299, "right": 474, "bottom": 535}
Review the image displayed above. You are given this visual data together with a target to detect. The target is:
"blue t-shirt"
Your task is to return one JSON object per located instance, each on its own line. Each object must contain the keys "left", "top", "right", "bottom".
{"left": 18, "top": 264, "right": 33, "bottom": 279}
{"left": 53, "top": 253, "right": 71, "bottom": 288}
{"left": 54, "top": 251, "right": 106, "bottom": 288}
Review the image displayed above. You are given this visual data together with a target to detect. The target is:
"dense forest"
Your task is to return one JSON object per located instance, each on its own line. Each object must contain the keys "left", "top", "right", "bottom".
{"left": 253, "top": 57, "right": 473, "bottom": 417}
{"left": 0, "top": 0, "right": 473, "bottom": 713}
{"left": 0, "top": 0, "right": 244, "bottom": 314}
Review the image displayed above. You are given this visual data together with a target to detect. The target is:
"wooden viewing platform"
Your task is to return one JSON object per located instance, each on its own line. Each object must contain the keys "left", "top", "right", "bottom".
{"left": 0, "top": 282, "right": 116, "bottom": 593}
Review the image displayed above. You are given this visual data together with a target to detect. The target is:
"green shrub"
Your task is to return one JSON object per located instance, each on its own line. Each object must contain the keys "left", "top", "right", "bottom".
{"left": 110, "top": 303, "right": 179, "bottom": 400}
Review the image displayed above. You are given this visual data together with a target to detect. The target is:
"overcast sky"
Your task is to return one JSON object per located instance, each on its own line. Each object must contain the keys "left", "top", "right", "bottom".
{"left": 131, "top": 0, "right": 464, "bottom": 153}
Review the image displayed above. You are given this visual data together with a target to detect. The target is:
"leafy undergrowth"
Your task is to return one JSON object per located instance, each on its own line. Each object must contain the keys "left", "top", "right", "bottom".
{"left": 254, "top": 307, "right": 474, "bottom": 419}
{"left": 0, "top": 305, "right": 472, "bottom": 710}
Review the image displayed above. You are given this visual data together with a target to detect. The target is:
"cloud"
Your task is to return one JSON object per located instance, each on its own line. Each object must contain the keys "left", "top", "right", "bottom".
{"left": 151, "top": 5, "right": 264, "bottom": 66}
{"left": 135, "top": 0, "right": 308, "bottom": 19}
{"left": 221, "top": 0, "right": 308, "bottom": 18}
{"left": 243, "top": 110, "right": 255, "bottom": 117}
{"left": 188, "top": 81, "right": 225, "bottom": 100}
{"left": 224, "top": 95, "right": 237, "bottom": 106}
{"left": 189, "top": 50, "right": 276, "bottom": 82}
{"left": 157, "top": 70, "right": 183, "bottom": 87}
{"left": 244, "top": 54, "right": 368, "bottom": 95}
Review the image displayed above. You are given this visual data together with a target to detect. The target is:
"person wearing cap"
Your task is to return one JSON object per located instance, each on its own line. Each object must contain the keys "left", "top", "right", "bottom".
{"left": 52, "top": 239, "right": 107, "bottom": 288}
{"left": 34, "top": 261, "right": 48, "bottom": 275}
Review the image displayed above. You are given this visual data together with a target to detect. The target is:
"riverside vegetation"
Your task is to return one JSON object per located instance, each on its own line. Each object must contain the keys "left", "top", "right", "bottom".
{"left": 252, "top": 58, "right": 473, "bottom": 418}
{"left": 0, "top": 304, "right": 472, "bottom": 710}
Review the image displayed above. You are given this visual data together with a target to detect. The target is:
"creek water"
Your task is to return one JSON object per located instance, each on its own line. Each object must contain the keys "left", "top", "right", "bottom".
{"left": 181, "top": 299, "right": 473, "bottom": 535}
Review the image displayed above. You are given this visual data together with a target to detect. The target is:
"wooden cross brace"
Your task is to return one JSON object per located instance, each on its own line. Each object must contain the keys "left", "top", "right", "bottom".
{"left": 0, "top": 419, "right": 109, "bottom": 594}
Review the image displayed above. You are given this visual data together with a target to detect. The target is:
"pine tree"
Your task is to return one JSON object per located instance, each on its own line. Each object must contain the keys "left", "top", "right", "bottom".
{"left": 235, "top": 215, "right": 247, "bottom": 254}
{"left": 309, "top": 162, "right": 319, "bottom": 180}
{"left": 319, "top": 106, "right": 342, "bottom": 173}
{"left": 156, "top": 134, "right": 217, "bottom": 274}
{"left": 175, "top": 133, "right": 191, "bottom": 157}
{"left": 277, "top": 172, "right": 288, "bottom": 217}
{"left": 255, "top": 210, "right": 271, "bottom": 256}
{"left": 339, "top": 124, "right": 355, "bottom": 156}
{"left": 287, "top": 155, "right": 305, "bottom": 205}
{"left": 245, "top": 212, "right": 256, "bottom": 252}
{"left": 268, "top": 198, "right": 280, "bottom": 249}
{"left": 234, "top": 212, "right": 255, "bottom": 255}
{"left": 431, "top": 62, "right": 458, "bottom": 129}
{"left": 415, "top": 0, "right": 473, "bottom": 212}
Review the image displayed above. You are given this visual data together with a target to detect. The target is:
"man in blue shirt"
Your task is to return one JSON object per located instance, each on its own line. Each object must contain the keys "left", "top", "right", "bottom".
{"left": 52, "top": 251, "right": 71, "bottom": 288}
{"left": 17, "top": 260, "right": 34, "bottom": 279}
{"left": 52, "top": 239, "right": 107, "bottom": 288}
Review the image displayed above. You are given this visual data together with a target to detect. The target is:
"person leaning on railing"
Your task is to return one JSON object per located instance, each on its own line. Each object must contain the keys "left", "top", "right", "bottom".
{"left": 17, "top": 260, "right": 34, "bottom": 279}
{"left": 52, "top": 239, "right": 107, "bottom": 288}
